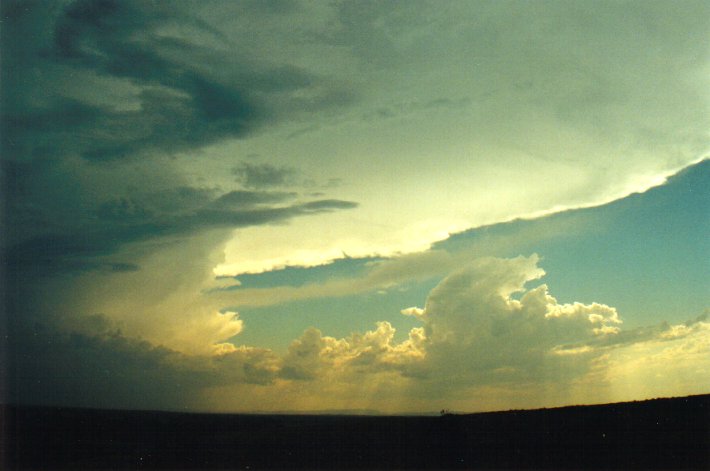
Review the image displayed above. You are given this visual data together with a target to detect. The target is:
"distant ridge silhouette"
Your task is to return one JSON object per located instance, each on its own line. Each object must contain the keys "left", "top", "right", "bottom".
{"left": 4, "top": 394, "right": 709, "bottom": 469}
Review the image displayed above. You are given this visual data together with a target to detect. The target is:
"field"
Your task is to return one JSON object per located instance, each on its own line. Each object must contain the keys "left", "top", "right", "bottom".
{"left": 3, "top": 394, "right": 709, "bottom": 470}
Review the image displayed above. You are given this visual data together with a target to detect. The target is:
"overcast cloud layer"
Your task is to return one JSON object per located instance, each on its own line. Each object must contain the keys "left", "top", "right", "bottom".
{"left": 3, "top": 0, "right": 708, "bottom": 274}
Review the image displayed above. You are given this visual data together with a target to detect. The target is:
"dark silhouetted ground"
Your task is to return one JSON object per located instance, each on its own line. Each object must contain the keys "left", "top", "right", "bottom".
{"left": 3, "top": 394, "right": 708, "bottom": 469}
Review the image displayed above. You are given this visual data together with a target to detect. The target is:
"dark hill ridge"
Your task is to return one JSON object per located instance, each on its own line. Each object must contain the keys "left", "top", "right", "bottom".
{"left": 3, "top": 394, "right": 709, "bottom": 470}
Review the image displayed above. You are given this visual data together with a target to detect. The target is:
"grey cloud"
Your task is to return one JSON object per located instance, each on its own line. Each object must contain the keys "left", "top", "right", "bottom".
{"left": 109, "top": 262, "right": 140, "bottom": 272}
{"left": 1, "top": 1, "right": 364, "bottom": 278}
{"left": 2, "top": 146, "right": 355, "bottom": 277}
{"left": 278, "top": 327, "right": 324, "bottom": 381}
{"left": 211, "top": 190, "right": 297, "bottom": 208}
{"left": 96, "top": 197, "right": 153, "bottom": 222}
{"left": 7, "top": 325, "right": 196, "bottom": 410}
{"left": 6, "top": 317, "right": 277, "bottom": 410}
{"left": 2, "top": 160, "right": 215, "bottom": 253}
{"left": 2, "top": 74, "right": 256, "bottom": 163}
{"left": 189, "top": 198, "right": 356, "bottom": 228}
{"left": 1, "top": 0, "right": 355, "bottom": 164}
{"left": 233, "top": 162, "right": 296, "bottom": 189}
{"left": 2, "top": 1, "right": 252, "bottom": 161}
{"left": 333, "top": 0, "right": 709, "bottom": 160}
{"left": 4, "top": 191, "right": 357, "bottom": 276}
{"left": 299, "top": 199, "right": 358, "bottom": 211}
{"left": 362, "top": 96, "right": 473, "bottom": 122}
{"left": 557, "top": 313, "right": 710, "bottom": 353}
{"left": 128, "top": 187, "right": 216, "bottom": 217}
{"left": 388, "top": 256, "right": 620, "bottom": 390}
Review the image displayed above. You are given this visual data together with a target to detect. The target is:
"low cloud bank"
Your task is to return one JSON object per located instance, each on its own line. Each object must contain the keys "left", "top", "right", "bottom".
{"left": 8, "top": 255, "right": 708, "bottom": 412}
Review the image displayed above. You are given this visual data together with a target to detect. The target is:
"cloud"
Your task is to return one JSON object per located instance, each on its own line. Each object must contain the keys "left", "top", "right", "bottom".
{"left": 361, "top": 96, "right": 473, "bottom": 122}
{"left": 211, "top": 250, "right": 455, "bottom": 306}
{"left": 4, "top": 1, "right": 253, "bottom": 161}
{"left": 214, "top": 160, "right": 709, "bottom": 313}
{"left": 3, "top": 171, "right": 356, "bottom": 276}
{"left": 3, "top": 1, "right": 708, "bottom": 414}
{"left": 1, "top": 0, "right": 360, "bottom": 277}
{"left": 261, "top": 255, "right": 708, "bottom": 411}
{"left": 599, "top": 317, "right": 710, "bottom": 402}
{"left": 5, "top": 316, "right": 278, "bottom": 410}
{"left": 279, "top": 322, "right": 425, "bottom": 381}
{"left": 7, "top": 252, "right": 708, "bottom": 413}
{"left": 209, "top": 227, "right": 565, "bottom": 307}
{"left": 557, "top": 313, "right": 710, "bottom": 353}
{"left": 1, "top": 0, "right": 355, "bottom": 163}
{"left": 27, "top": 228, "right": 395, "bottom": 356}
{"left": 383, "top": 256, "right": 626, "bottom": 389}
{"left": 210, "top": 0, "right": 708, "bottom": 276}
{"left": 4, "top": 0, "right": 707, "bottom": 276}
{"left": 233, "top": 161, "right": 296, "bottom": 188}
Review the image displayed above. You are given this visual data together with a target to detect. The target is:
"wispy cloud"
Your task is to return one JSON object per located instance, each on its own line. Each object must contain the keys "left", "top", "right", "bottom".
{"left": 4, "top": 182, "right": 356, "bottom": 276}
{"left": 233, "top": 161, "right": 296, "bottom": 189}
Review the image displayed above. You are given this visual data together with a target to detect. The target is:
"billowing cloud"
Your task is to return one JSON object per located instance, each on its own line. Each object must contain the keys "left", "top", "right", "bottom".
{"left": 405, "top": 256, "right": 623, "bottom": 386}
{"left": 7, "top": 252, "right": 708, "bottom": 413}
{"left": 221, "top": 256, "right": 706, "bottom": 412}
{"left": 280, "top": 322, "right": 425, "bottom": 381}
{"left": 251, "top": 255, "right": 708, "bottom": 412}
{"left": 8, "top": 230, "right": 233, "bottom": 355}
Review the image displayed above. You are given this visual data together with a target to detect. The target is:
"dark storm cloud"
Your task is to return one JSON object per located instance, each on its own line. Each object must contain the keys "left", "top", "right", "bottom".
{"left": 6, "top": 316, "right": 277, "bottom": 410}
{"left": 2, "top": 0, "right": 255, "bottom": 162}
{"left": 0, "top": 0, "right": 362, "bottom": 275}
{"left": 190, "top": 199, "right": 355, "bottom": 228}
{"left": 1, "top": 152, "right": 356, "bottom": 277}
{"left": 1, "top": 0, "right": 355, "bottom": 163}
{"left": 3, "top": 188, "right": 357, "bottom": 276}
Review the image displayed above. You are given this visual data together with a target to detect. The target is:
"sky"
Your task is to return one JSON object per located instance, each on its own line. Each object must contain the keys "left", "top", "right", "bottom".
{"left": 1, "top": 0, "right": 709, "bottom": 414}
